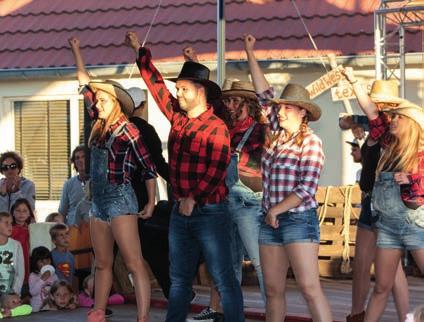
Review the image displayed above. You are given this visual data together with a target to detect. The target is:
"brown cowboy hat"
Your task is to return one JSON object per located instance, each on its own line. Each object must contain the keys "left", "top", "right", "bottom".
{"left": 88, "top": 80, "right": 135, "bottom": 116}
{"left": 222, "top": 81, "right": 258, "bottom": 100}
{"left": 383, "top": 100, "right": 424, "bottom": 130}
{"left": 270, "top": 84, "right": 322, "bottom": 121}
{"left": 169, "top": 61, "right": 221, "bottom": 100}
{"left": 369, "top": 80, "right": 404, "bottom": 105}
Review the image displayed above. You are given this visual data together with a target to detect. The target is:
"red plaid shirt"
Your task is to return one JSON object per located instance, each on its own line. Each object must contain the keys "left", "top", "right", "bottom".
{"left": 369, "top": 114, "right": 424, "bottom": 204}
{"left": 81, "top": 86, "right": 156, "bottom": 184}
{"left": 258, "top": 88, "right": 324, "bottom": 213}
{"left": 230, "top": 116, "right": 266, "bottom": 177}
{"left": 136, "top": 48, "right": 231, "bottom": 205}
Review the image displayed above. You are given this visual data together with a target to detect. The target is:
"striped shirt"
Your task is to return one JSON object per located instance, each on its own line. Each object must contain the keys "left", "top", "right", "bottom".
{"left": 258, "top": 88, "right": 324, "bottom": 213}
{"left": 136, "top": 47, "right": 231, "bottom": 205}
{"left": 81, "top": 86, "right": 156, "bottom": 184}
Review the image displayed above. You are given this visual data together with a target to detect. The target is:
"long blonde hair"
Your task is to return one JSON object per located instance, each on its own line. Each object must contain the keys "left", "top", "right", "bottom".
{"left": 88, "top": 91, "right": 126, "bottom": 146}
{"left": 376, "top": 115, "right": 423, "bottom": 174}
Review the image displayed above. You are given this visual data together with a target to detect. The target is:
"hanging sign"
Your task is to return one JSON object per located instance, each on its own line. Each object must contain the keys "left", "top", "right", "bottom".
{"left": 306, "top": 65, "right": 344, "bottom": 99}
{"left": 331, "top": 82, "right": 372, "bottom": 101}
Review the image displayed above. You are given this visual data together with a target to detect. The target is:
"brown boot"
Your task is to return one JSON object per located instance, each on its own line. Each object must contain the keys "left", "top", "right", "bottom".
{"left": 346, "top": 311, "right": 365, "bottom": 322}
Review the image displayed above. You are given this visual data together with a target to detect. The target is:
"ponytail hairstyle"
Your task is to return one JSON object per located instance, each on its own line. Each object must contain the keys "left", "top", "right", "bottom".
{"left": 88, "top": 91, "right": 127, "bottom": 146}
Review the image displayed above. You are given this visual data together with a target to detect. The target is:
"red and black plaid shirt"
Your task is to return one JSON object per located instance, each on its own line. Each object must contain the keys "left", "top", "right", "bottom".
{"left": 369, "top": 113, "right": 424, "bottom": 205}
{"left": 229, "top": 116, "right": 266, "bottom": 177}
{"left": 81, "top": 86, "right": 156, "bottom": 184}
{"left": 136, "top": 48, "right": 230, "bottom": 205}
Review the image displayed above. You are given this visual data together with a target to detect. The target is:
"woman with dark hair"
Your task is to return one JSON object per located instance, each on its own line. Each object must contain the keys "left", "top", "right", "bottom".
{"left": 245, "top": 34, "right": 332, "bottom": 322}
{"left": 0, "top": 151, "right": 35, "bottom": 212}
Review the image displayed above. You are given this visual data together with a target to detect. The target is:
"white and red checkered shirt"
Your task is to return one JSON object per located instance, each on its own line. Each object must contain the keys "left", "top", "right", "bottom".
{"left": 259, "top": 88, "right": 324, "bottom": 213}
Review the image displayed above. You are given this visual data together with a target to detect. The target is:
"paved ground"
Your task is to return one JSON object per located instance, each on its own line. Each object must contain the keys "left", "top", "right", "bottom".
{"left": 12, "top": 305, "right": 261, "bottom": 322}
{"left": 9, "top": 277, "right": 424, "bottom": 321}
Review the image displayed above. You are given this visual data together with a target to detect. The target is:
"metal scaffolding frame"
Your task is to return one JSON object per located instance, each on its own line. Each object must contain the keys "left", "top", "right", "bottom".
{"left": 374, "top": 0, "right": 424, "bottom": 98}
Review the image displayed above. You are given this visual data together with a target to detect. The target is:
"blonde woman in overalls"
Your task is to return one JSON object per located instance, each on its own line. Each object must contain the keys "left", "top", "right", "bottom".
{"left": 70, "top": 38, "right": 157, "bottom": 322}
{"left": 344, "top": 68, "right": 424, "bottom": 322}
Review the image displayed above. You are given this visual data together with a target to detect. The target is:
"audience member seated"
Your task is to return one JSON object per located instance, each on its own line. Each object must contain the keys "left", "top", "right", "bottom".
{"left": 58, "top": 145, "right": 89, "bottom": 226}
{"left": 49, "top": 224, "right": 74, "bottom": 285}
{"left": 40, "top": 280, "right": 78, "bottom": 311}
{"left": 29, "top": 246, "right": 58, "bottom": 312}
{"left": 0, "top": 212, "right": 24, "bottom": 295}
{"left": 0, "top": 292, "right": 32, "bottom": 318}
{"left": 11, "top": 198, "right": 35, "bottom": 295}
{"left": 0, "top": 151, "right": 36, "bottom": 213}
{"left": 45, "top": 212, "right": 65, "bottom": 224}
{"left": 79, "top": 274, "right": 124, "bottom": 308}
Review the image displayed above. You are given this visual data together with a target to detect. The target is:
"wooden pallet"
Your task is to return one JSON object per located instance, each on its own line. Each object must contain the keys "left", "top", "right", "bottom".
{"left": 317, "top": 185, "right": 361, "bottom": 278}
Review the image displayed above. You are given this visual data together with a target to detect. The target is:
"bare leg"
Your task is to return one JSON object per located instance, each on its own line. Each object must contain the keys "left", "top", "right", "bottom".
{"left": 350, "top": 227, "right": 376, "bottom": 315}
{"left": 90, "top": 217, "right": 114, "bottom": 311}
{"left": 111, "top": 215, "right": 151, "bottom": 321}
{"left": 364, "top": 248, "right": 402, "bottom": 322}
{"left": 286, "top": 243, "right": 333, "bottom": 322}
{"left": 260, "top": 245, "right": 289, "bottom": 322}
{"left": 392, "top": 261, "right": 409, "bottom": 322}
{"left": 209, "top": 287, "right": 221, "bottom": 312}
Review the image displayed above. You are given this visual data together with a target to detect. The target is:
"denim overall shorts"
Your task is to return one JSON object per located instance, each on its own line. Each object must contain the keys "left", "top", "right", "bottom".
{"left": 372, "top": 171, "right": 424, "bottom": 250}
{"left": 90, "top": 122, "right": 138, "bottom": 222}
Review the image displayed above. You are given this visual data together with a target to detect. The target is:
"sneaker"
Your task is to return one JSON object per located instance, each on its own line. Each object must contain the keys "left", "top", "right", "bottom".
{"left": 189, "top": 307, "right": 224, "bottom": 321}
{"left": 105, "top": 308, "right": 113, "bottom": 318}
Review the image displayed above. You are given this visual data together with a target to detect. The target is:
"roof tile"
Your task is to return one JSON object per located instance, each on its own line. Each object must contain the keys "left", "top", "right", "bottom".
{"left": 0, "top": 0, "right": 421, "bottom": 70}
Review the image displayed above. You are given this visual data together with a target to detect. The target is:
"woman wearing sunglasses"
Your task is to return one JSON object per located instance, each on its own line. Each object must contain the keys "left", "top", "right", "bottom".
{"left": 0, "top": 151, "right": 35, "bottom": 212}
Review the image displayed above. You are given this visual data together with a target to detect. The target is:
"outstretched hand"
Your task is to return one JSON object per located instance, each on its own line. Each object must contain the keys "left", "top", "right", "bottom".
{"left": 341, "top": 67, "right": 356, "bottom": 83}
{"left": 183, "top": 46, "right": 198, "bottom": 62}
{"left": 125, "top": 31, "right": 142, "bottom": 52}
{"left": 68, "top": 36, "right": 80, "bottom": 50}
{"left": 243, "top": 34, "right": 256, "bottom": 52}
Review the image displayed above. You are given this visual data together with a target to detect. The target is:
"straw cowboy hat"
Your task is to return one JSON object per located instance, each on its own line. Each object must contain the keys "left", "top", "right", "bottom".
{"left": 88, "top": 80, "right": 135, "bottom": 116}
{"left": 221, "top": 78, "right": 239, "bottom": 91}
{"left": 369, "top": 80, "right": 404, "bottom": 105}
{"left": 169, "top": 61, "right": 221, "bottom": 100}
{"left": 383, "top": 100, "right": 424, "bottom": 130}
{"left": 222, "top": 81, "right": 258, "bottom": 100}
{"left": 270, "top": 84, "right": 322, "bottom": 121}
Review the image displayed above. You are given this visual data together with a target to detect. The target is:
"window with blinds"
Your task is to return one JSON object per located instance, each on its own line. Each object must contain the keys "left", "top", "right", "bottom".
{"left": 14, "top": 100, "right": 70, "bottom": 200}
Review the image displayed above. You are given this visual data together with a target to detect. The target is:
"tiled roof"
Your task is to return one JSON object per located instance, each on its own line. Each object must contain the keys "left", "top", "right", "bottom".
{"left": 0, "top": 0, "right": 421, "bottom": 70}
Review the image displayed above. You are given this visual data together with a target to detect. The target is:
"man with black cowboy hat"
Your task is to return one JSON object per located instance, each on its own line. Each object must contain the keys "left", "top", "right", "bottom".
{"left": 125, "top": 32, "right": 244, "bottom": 322}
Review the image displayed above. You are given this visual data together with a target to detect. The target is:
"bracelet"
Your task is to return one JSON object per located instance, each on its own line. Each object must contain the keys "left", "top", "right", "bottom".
{"left": 349, "top": 80, "right": 358, "bottom": 85}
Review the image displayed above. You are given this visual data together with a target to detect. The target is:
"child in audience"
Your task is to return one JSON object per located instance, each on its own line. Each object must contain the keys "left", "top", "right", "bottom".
{"left": 28, "top": 246, "right": 58, "bottom": 312}
{"left": 45, "top": 212, "right": 65, "bottom": 224}
{"left": 10, "top": 198, "right": 35, "bottom": 292}
{"left": 49, "top": 224, "right": 74, "bottom": 284}
{"left": 40, "top": 280, "right": 78, "bottom": 311}
{"left": 0, "top": 292, "right": 32, "bottom": 318}
{"left": 0, "top": 212, "right": 24, "bottom": 295}
{"left": 78, "top": 274, "right": 124, "bottom": 307}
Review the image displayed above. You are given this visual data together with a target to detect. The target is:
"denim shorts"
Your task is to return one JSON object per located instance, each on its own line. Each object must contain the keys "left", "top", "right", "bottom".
{"left": 357, "top": 195, "right": 378, "bottom": 231}
{"left": 91, "top": 183, "right": 138, "bottom": 222}
{"left": 377, "top": 219, "right": 424, "bottom": 250}
{"left": 259, "top": 209, "right": 320, "bottom": 246}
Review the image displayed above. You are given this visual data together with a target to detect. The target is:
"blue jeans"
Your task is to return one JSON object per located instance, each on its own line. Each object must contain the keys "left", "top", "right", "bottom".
{"left": 227, "top": 185, "right": 265, "bottom": 300}
{"left": 166, "top": 203, "right": 244, "bottom": 322}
